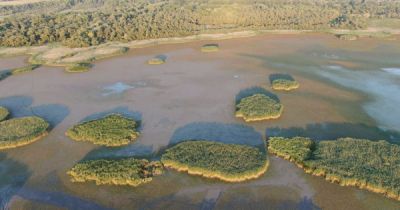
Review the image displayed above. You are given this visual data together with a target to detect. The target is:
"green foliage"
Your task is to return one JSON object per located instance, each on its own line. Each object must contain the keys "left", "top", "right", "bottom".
{"left": 269, "top": 137, "right": 400, "bottom": 201}
{"left": 236, "top": 93, "right": 283, "bottom": 122}
{"left": 0, "top": 106, "right": 9, "bottom": 122}
{"left": 0, "top": 116, "right": 49, "bottom": 150}
{"left": 65, "top": 63, "right": 92, "bottom": 73}
{"left": 2, "top": 0, "right": 396, "bottom": 47}
{"left": 201, "top": 44, "right": 219, "bottom": 52}
{"left": 268, "top": 137, "right": 313, "bottom": 163}
{"left": 161, "top": 140, "right": 268, "bottom": 182}
{"left": 11, "top": 64, "right": 41, "bottom": 75}
{"left": 271, "top": 79, "right": 299, "bottom": 91}
{"left": 68, "top": 158, "right": 163, "bottom": 187}
{"left": 66, "top": 114, "right": 140, "bottom": 147}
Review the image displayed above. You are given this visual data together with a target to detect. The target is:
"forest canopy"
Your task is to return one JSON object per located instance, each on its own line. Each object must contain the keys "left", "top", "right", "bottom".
{"left": 1, "top": 0, "right": 400, "bottom": 47}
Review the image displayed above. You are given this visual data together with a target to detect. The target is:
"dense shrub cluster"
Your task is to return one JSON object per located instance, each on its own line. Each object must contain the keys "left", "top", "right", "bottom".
{"left": 161, "top": 140, "right": 268, "bottom": 182}
{"left": 236, "top": 93, "right": 283, "bottom": 122}
{"left": 268, "top": 137, "right": 400, "bottom": 201}
{"left": 68, "top": 158, "right": 163, "bottom": 187}
{"left": 65, "top": 114, "right": 140, "bottom": 147}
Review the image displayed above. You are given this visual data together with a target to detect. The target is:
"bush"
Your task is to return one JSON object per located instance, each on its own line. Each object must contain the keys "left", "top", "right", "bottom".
{"left": 201, "top": 44, "right": 219, "bottom": 53}
{"left": 161, "top": 140, "right": 268, "bottom": 182}
{"left": 0, "top": 116, "right": 49, "bottom": 150}
{"left": 236, "top": 94, "right": 283, "bottom": 122}
{"left": 271, "top": 79, "right": 300, "bottom": 91}
{"left": 68, "top": 158, "right": 163, "bottom": 187}
{"left": 65, "top": 63, "right": 92, "bottom": 73}
{"left": 0, "top": 106, "right": 9, "bottom": 122}
{"left": 66, "top": 114, "right": 140, "bottom": 147}
{"left": 11, "top": 64, "right": 40, "bottom": 75}
{"left": 269, "top": 137, "right": 400, "bottom": 201}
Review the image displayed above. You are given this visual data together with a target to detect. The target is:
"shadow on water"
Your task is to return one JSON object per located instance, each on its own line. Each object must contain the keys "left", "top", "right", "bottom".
{"left": 0, "top": 96, "right": 69, "bottom": 129}
{"left": 266, "top": 122, "right": 400, "bottom": 144}
{"left": 235, "top": 86, "right": 280, "bottom": 104}
{"left": 168, "top": 122, "right": 264, "bottom": 150}
{"left": 0, "top": 70, "right": 11, "bottom": 82}
{"left": 0, "top": 153, "right": 31, "bottom": 209}
{"left": 154, "top": 54, "right": 167, "bottom": 62}
{"left": 269, "top": 73, "right": 295, "bottom": 83}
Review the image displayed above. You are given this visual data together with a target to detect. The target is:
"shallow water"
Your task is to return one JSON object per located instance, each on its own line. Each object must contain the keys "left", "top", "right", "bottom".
{"left": 1, "top": 34, "right": 400, "bottom": 209}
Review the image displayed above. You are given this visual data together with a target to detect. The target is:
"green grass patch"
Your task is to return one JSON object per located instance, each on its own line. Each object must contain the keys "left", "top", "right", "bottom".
{"left": 271, "top": 79, "right": 300, "bottom": 91}
{"left": 161, "top": 140, "right": 268, "bottom": 182}
{"left": 65, "top": 63, "right": 92, "bottom": 73}
{"left": 235, "top": 94, "right": 283, "bottom": 122}
{"left": 11, "top": 64, "right": 40, "bottom": 75}
{"left": 65, "top": 114, "right": 140, "bottom": 147}
{"left": 0, "top": 106, "right": 9, "bottom": 122}
{"left": 68, "top": 158, "right": 163, "bottom": 187}
{"left": 0, "top": 116, "right": 49, "bottom": 150}
{"left": 268, "top": 137, "right": 400, "bottom": 201}
{"left": 201, "top": 44, "right": 219, "bottom": 53}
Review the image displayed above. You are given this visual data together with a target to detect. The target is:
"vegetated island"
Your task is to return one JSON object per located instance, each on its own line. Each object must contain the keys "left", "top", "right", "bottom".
{"left": 236, "top": 93, "right": 283, "bottom": 122}
{"left": 201, "top": 44, "right": 219, "bottom": 53}
{"left": 0, "top": 116, "right": 49, "bottom": 150}
{"left": 268, "top": 137, "right": 400, "bottom": 201}
{"left": 66, "top": 114, "right": 140, "bottom": 147}
{"left": 68, "top": 158, "right": 163, "bottom": 187}
{"left": 271, "top": 78, "right": 300, "bottom": 91}
{"left": 161, "top": 140, "right": 268, "bottom": 182}
{"left": 65, "top": 63, "right": 92, "bottom": 73}
{"left": 11, "top": 64, "right": 41, "bottom": 75}
{"left": 0, "top": 106, "right": 9, "bottom": 122}
{"left": 147, "top": 56, "right": 166, "bottom": 65}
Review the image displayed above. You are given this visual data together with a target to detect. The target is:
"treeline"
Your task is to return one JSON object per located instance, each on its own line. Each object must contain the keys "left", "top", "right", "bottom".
{"left": 0, "top": 0, "right": 400, "bottom": 47}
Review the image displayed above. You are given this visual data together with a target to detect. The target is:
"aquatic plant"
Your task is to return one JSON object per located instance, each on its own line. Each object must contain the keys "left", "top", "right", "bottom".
{"left": 65, "top": 114, "right": 140, "bottom": 147}
{"left": 271, "top": 79, "right": 300, "bottom": 91}
{"left": 65, "top": 62, "right": 92, "bottom": 73}
{"left": 11, "top": 64, "right": 40, "bottom": 75}
{"left": 201, "top": 44, "right": 219, "bottom": 52}
{"left": 161, "top": 140, "right": 268, "bottom": 182}
{"left": 235, "top": 94, "right": 283, "bottom": 122}
{"left": 68, "top": 158, "right": 163, "bottom": 187}
{"left": 0, "top": 116, "right": 49, "bottom": 150}
{"left": 268, "top": 137, "right": 400, "bottom": 201}
{"left": 0, "top": 106, "right": 9, "bottom": 122}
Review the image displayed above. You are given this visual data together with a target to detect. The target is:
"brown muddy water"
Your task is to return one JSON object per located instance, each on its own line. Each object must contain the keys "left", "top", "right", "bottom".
{"left": 1, "top": 34, "right": 400, "bottom": 210}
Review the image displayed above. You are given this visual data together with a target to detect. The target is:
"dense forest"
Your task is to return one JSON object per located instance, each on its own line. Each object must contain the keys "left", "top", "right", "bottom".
{"left": 0, "top": 0, "right": 400, "bottom": 47}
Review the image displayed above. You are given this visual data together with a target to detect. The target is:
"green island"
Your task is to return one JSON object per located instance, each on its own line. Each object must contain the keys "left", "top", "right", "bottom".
{"left": 161, "top": 140, "right": 268, "bottom": 182}
{"left": 268, "top": 137, "right": 400, "bottom": 201}
{"left": 11, "top": 64, "right": 41, "bottom": 75}
{"left": 0, "top": 116, "right": 49, "bottom": 150}
{"left": 65, "top": 114, "right": 140, "bottom": 147}
{"left": 68, "top": 158, "right": 163, "bottom": 187}
{"left": 65, "top": 63, "right": 92, "bottom": 73}
{"left": 201, "top": 44, "right": 219, "bottom": 53}
{"left": 0, "top": 106, "right": 9, "bottom": 122}
{"left": 235, "top": 93, "right": 283, "bottom": 122}
{"left": 271, "top": 79, "right": 300, "bottom": 91}
{"left": 147, "top": 57, "right": 166, "bottom": 65}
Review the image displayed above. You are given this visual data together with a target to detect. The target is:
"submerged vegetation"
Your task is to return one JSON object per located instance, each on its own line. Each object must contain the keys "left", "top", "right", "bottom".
{"left": 68, "top": 158, "right": 163, "bottom": 187}
{"left": 66, "top": 114, "right": 140, "bottom": 147}
{"left": 65, "top": 63, "right": 92, "bottom": 73}
{"left": 161, "top": 140, "right": 268, "bottom": 182}
{"left": 0, "top": 106, "right": 9, "bottom": 122}
{"left": 0, "top": 116, "right": 49, "bottom": 150}
{"left": 236, "top": 93, "right": 283, "bottom": 122}
{"left": 268, "top": 137, "right": 400, "bottom": 201}
{"left": 271, "top": 79, "right": 299, "bottom": 91}
{"left": 201, "top": 44, "right": 219, "bottom": 53}
{"left": 11, "top": 64, "right": 41, "bottom": 75}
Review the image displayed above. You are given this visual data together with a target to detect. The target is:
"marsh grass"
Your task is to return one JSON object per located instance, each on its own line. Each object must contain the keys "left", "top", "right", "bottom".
{"left": 201, "top": 44, "right": 219, "bottom": 52}
{"left": 0, "top": 106, "right": 9, "bottom": 122}
{"left": 68, "top": 158, "right": 163, "bottom": 187}
{"left": 66, "top": 114, "right": 140, "bottom": 147}
{"left": 11, "top": 64, "right": 41, "bottom": 75}
{"left": 268, "top": 137, "right": 400, "bottom": 201}
{"left": 235, "top": 94, "right": 283, "bottom": 122}
{"left": 65, "top": 63, "right": 92, "bottom": 73}
{"left": 0, "top": 116, "right": 49, "bottom": 150}
{"left": 161, "top": 140, "right": 268, "bottom": 182}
